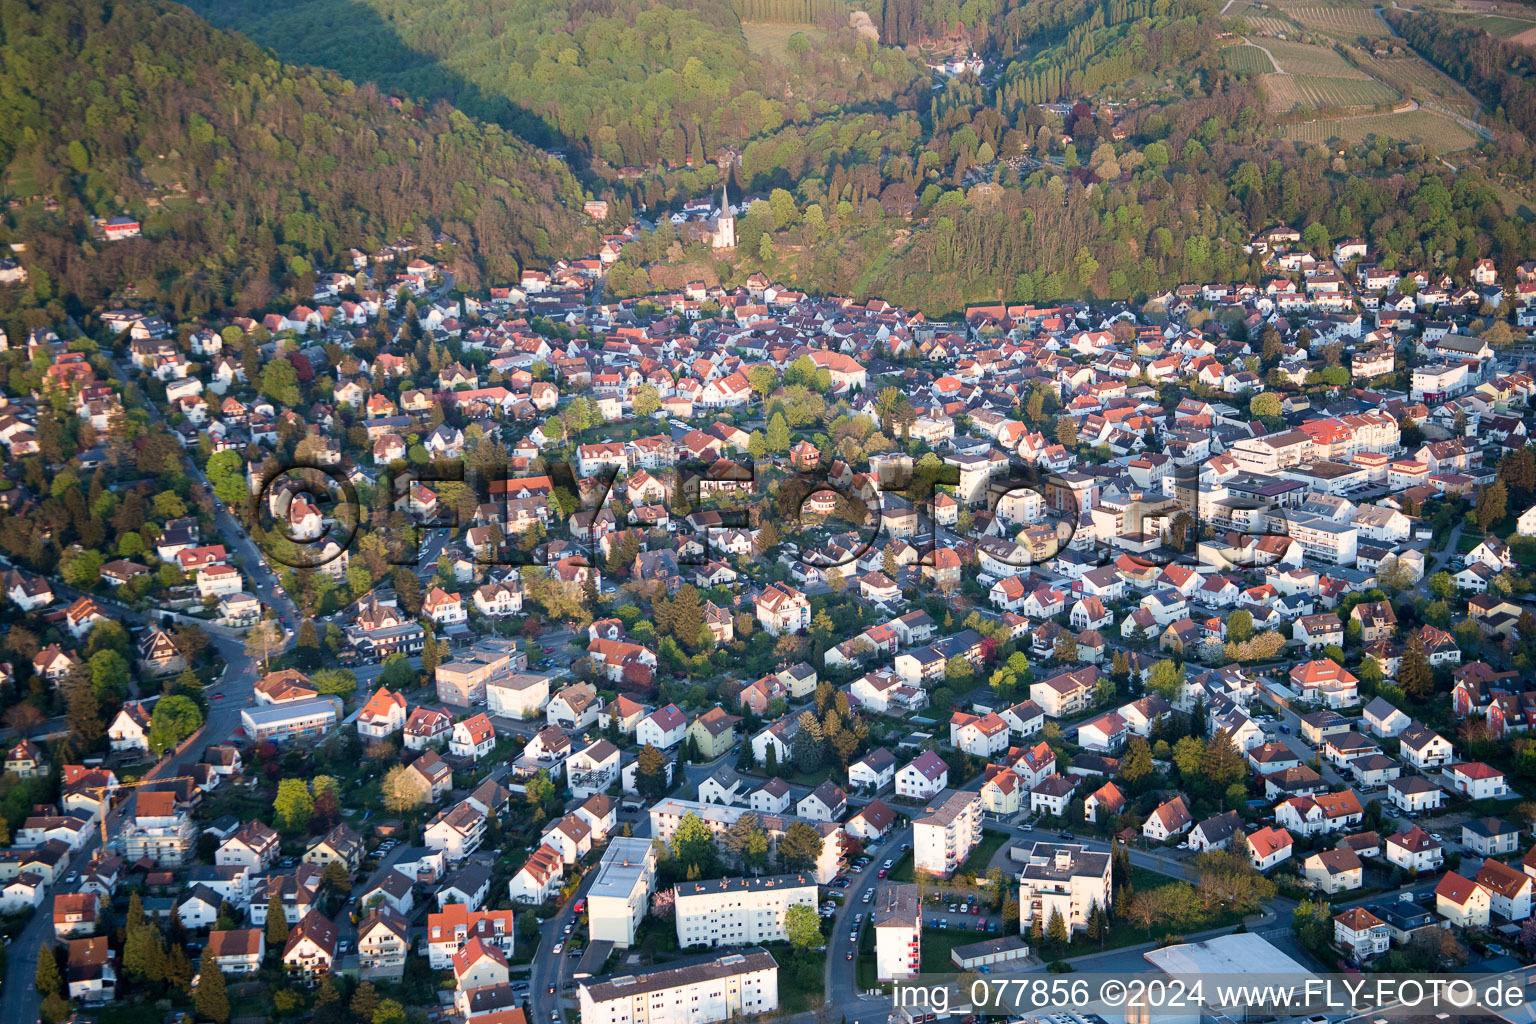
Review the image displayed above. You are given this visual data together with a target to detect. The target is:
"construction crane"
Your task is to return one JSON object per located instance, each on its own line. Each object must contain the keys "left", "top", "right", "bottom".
{"left": 87, "top": 776, "right": 197, "bottom": 845}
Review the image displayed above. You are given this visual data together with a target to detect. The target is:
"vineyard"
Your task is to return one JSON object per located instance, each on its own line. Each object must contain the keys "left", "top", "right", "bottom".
{"left": 1246, "top": 15, "right": 1301, "bottom": 34}
{"left": 1352, "top": 50, "right": 1481, "bottom": 116}
{"left": 1287, "top": 5, "right": 1390, "bottom": 39}
{"left": 1260, "top": 37, "right": 1372, "bottom": 75}
{"left": 1263, "top": 70, "right": 1400, "bottom": 110}
{"left": 1280, "top": 108, "right": 1478, "bottom": 150}
{"left": 1223, "top": 43, "right": 1278, "bottom": 72}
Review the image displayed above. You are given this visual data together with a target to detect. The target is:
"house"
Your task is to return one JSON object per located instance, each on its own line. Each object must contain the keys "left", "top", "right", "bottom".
{"left": 1385, "top": 826, "right": 1443, "bottom": 873}
{"left": 108, "top": 700, "right": 152, "bottom": 752}
{"left": 282, "top": 909, "right": 338, "bottom": 982}
{"left": 548, "top": 682, "right": 604, "bottom": 731}
{"left": 65, "top": 935, "right": 114, "bottom": 1001}
{"left": 423, "top": 802, "right": 488, "bottom": 862}
{"left": 1030, "top": 774, "right": 1076, "bottom": 817}
{"left": 449, "top": 714, "right": 497, "bottom": 761}
{"left": 207, "top": 927, "right": 265, "bottom": 975}
{"left": 506, "top": 846, "right": 563, "bottom": 904}
{"left": 1475, "top": 859, "right": 1533, "bottom": 922}
{"left": 848, "top": 749, "right": 897, "bottom": 794}
{"left": 1461, "top": 817, "right": 1520, "bottom": 857}
{"left": 1435, "top": 872, "right": 1491, "bottom": 929}
{"left": 687, "top": 707, "right": 742, "bottom": 760}
{"left": 1143, "top": 796, "right": 1192, "bottom": 841}
{"left": 895, "top": 751, "right": 948, "bottom": 800}
{"left": 1362, "top": 696, "right": 1411, "bottom": 738}
{"left": 1077, "top": 712, "right": 1128, "bottom": 754}
{"left": 1385, "top": 775, "right": 1443, "bottom": 814}
{"left": 1448, "top": 761, "right": 1510, "bottom": 800}
{"left": 52, "top": 892, "right": 99, "bottom": 938}
{"left": 797, "top": 781, "right": 847, "bottom": 823}
{"left": 1247, "top": 826, "right": 1294, "bottom": 871}
{"left": 216, "top": 820, "right": 281, "bottom": 871}
{"left": 755, "top": 583, "right": 811, "bottom": 635}
{"left": 356, "top": 910, "right": 409, "bottom": 979}
{"left": 1303, "top": 848, "right": 1363, "bottom": 893}
{"left": 356, "top": 688, "right": 408, "bottom": 739}
{"left": 1397, "top": 722, "right": 1453, "bottom": 770}
{"left": 1334, "top": 906, "right": 1389, "bottom": 961}
{"left": 1083, "top": 781, "right": 1125, "bottom": 824}
{"left": 404, "top": 707, "right": 452, "bottom": 749}
{"left": 949, "top": 711, "right": 1010, "bottom": 757}
{"left": 304, "top": 824, "right": 365, "bottom": 874}
{"left": 1188, "top": 811, "right": 1243, "bottom": 853}
{"left": 1289, "top": 659, "right": 1359, "bottom": 707}
{"left": 6, "top": 740, "right": 46, "bottom": 778}
{"left": 637, "top": 704, "right": 688, "bottom": 750}
{"left": 1030, "top": 668, "right": 1096, "bottom": 718}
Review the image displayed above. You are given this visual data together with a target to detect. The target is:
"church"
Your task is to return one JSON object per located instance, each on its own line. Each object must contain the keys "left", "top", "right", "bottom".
{"left": 708, "top": 183, "right": 736, "bottom": 249}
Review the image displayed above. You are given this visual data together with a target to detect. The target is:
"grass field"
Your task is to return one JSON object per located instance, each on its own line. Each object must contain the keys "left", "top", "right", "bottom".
{"left": 1281, "top": 108, "right": 1477, "bottom": 151}
{"left": 1224, "top": 43, "right": 1278, "bottom": 72}
{"left": 1353, "top": 51, "right": 1481, "bottom": 116}
{"left": 1263, "top": 71, "right": 1398, "bottom": 110}
{"left": 1466, "top": 12, "right": 1536, "bottom": 34}
{"left": 1261, "top": 37, "right": 1370, "bottom": 75}
{"left": 742, "top": 21, "right": 828, "bottom": 59}
{"left": 1289, "top": 4, "right": 1391, "bottom": 38}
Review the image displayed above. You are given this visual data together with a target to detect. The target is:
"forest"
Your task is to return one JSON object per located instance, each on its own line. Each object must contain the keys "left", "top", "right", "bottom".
{"left": 180, "top": 0, "right": 931, "bottom": 174}
{"left": 0, "top": 0, "right": 599, "bottom": 329}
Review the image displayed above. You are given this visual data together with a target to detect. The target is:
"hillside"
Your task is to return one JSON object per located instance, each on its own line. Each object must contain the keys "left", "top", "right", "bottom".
{"left": 178, "top": 0, "right": 931, "bottom": 174}
{"left": 0, "top": 0, "right": 597, "bottom": 321}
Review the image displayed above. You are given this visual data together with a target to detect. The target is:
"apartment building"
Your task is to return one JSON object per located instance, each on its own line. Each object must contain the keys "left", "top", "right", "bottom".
{"left": 578, "top": 950, "right": 779, "bottom": 1024}
{"left": 674, "top": 874, "right": 819, "bottom": 948}
{"left": 1015, "top": 842, "right": 1113, "bottom": 941}
{"left": 590, "top": 838, "right": 656, "bottom": 948}
{"left": 435, "top": 638, "right": 524, "bottom": 707}
{"left": 119, "top": 791, "right": 197, "bottom": 867}
{"left": 239, "top": 698, "right": 342, "bottom": 744}
{"left": 913, "top": 791, "right": 982, "bottom": 878}
{"left": 873, "top": 883, "right": 922, "bottom": 981}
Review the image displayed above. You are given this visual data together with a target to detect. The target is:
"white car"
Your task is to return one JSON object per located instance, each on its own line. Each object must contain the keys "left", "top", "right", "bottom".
{"left": 552, "top": 942, "right": 563, "bottom": 955}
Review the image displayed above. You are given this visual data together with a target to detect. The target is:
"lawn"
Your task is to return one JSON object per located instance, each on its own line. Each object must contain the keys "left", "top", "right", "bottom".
{"left": 958, "top": 828, "right": 1012, "bottom": 875}
{"left": 921, "top": 923, "right": 997, "bottom": 972}
{"left": 742, "top": 21, "right": 829, "bottom": 60}
{"left": 888, "top": 848, "right": 916, "bottom": 882}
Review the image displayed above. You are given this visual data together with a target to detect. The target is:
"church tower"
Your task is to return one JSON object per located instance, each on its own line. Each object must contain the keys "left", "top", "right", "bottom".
{"left": 713, "top": 180, "right": 737, "bottom": 250}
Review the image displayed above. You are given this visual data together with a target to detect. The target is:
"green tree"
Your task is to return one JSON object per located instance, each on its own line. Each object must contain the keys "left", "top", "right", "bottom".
{"left": 1145, "top": 660, "right": 1185, "bottom": 702}
{"left": 194, "top": 948, "right": 231, "bottom": 1023}
{"left": 148, "top": 694, "right": 204, "bottom": 754}
{"left": 36, "top": 942, "right": 62, "bottom": 996}
{"left": 1477, "top": 481, "right": 1508, "bottom": 531}
{"left": 1249, "top": 392, "right": 1282, "bottom": 419}
{"left": 274, "top": 778, "right": 314, "bottom": 832}
{"left": 1225, "top": 609, "right": 1253, "bottom": 644}
{"left": 784, "top": 904, "right": 822, "bottom": 949}
{"left": 778, "top": 821, "right": 824, "bottom": 871}
{"left": 1399, "top": 631, "right": 1433, "bottom": 699}
{"left": 1046, "top": 907, "right": 1069, "bottom": 944}
{"left": 1120, "top": 738, "right": 1155, "bottom": 785}
{"left": 766, "top": 412, "right": 791, "bottom": 454}
{"left": 266, "top": 896, "right": 289, "bottom": 945}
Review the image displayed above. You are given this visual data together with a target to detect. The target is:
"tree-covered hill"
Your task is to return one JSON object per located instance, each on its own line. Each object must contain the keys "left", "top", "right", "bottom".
{"left": 0, "top": 0, "right": 597, "bottom": 324}
{"left": 179, "top": 0, "right": 931, "bottom": 173}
